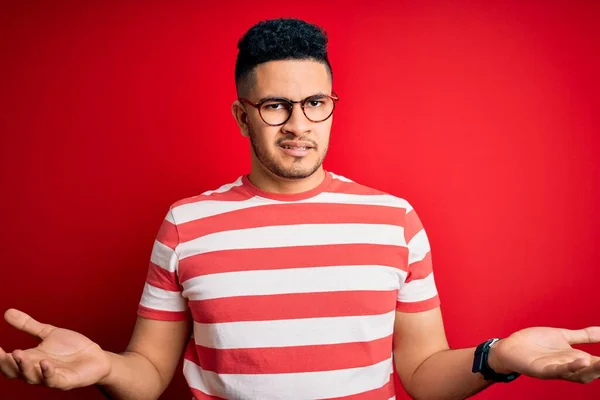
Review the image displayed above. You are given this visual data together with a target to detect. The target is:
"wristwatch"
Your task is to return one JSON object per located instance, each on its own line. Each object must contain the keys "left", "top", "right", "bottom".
{"left": 472, "top": 338, "right": 520, "bottom": 382}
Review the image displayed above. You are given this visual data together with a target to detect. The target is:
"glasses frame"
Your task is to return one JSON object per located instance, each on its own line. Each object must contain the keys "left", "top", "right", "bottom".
{"left": 239, "top": 92, "right": 339, "bottom": 126}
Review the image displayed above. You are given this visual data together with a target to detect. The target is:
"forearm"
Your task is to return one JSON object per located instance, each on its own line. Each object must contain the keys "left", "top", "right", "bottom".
{"left": 97, "top": 351, "right": 166, "bottom": 400}
{"left": 403, "top": 348, "right": 493, "bottom": 400}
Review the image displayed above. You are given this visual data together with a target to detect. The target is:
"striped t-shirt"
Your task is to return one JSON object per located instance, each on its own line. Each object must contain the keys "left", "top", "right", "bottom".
{"left": 138, "top": 171, "right": 440, "bottom": 400}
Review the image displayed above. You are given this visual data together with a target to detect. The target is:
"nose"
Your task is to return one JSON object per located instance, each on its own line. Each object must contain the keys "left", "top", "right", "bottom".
{"left": 281, "top": 103, "right": 311, "bottom": 136}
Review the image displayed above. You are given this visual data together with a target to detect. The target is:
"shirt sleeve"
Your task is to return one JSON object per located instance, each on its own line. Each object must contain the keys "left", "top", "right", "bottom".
{"left": 396, "top": 202, "right": 441, "bottom": 313}
{"left": 137, "top": 208, "right": 188, "bottom": 321}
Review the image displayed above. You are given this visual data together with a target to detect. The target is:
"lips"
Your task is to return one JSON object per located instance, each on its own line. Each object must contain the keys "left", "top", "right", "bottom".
{"left": 278, "top": 140, "right": 315, "bottom": 150}
{"left": 277, "top": 140, "right": 314, "bottom": 157}
{"left": 281, "top": 144, "right": 309, "bottom": 150}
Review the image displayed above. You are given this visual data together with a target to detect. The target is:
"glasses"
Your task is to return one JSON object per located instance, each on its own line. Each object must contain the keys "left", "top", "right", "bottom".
{"left": 239, "top": 93, "right": 339, "bottom": 126}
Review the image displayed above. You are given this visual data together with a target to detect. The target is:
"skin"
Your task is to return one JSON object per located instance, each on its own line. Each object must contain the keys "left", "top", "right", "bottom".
{"left": 1, "top": 59, "right": 599, "bottom": 399}
{"left": 232, "top": 59, "right": 333, "bottom": 194}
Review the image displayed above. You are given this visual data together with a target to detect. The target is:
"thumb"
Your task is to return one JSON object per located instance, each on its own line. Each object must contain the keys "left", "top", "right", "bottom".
{"left": 559, "top": 326, "right": 600, "bottom": 345}
{"left": 4, "top": 309, "right": 55, "bottom": 340}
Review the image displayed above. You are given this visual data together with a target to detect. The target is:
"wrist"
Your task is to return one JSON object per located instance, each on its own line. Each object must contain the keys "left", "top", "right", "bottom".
{"left": 473, "top": 338, "right": 521, "bottom": 383}
{"left": 486, "top": 340, "right": 514, "bottom": 375}
{"left": 97, "top": 351, "right": 117, "bottom": 386}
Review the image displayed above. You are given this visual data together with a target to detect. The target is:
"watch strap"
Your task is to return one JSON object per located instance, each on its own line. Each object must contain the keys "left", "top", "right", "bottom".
{"left": 472, "top": 338, "right": 520, "bottom": 383}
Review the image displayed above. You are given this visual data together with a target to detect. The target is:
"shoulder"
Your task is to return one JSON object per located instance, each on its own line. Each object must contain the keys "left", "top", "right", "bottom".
{"left": 327, "top": 172, "right": 414, "bottom": 213}
{"left": 167, "top": 176, "right": 251, "bottom": 223}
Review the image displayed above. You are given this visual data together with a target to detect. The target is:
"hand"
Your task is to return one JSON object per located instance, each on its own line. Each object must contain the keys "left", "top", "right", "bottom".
{"left": 0, "top": 308, "right": 111, "bottom": 390}
{"left": 488, "top": 326, "right": 600, "bottom": 383}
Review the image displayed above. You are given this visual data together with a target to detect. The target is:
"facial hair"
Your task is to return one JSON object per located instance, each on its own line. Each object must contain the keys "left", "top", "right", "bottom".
{"left": 247, "top": 123, "right": 328, "bottom": 180}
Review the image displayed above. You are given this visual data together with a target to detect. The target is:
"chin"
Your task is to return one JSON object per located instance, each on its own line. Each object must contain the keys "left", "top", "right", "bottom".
{"left": 270, "top": 163, "right": 321, "bottom": 180}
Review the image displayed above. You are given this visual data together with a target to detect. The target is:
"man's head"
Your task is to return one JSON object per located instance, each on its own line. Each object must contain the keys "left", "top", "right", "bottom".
{"left": 232, "top": 18, "right": 336, "bottom": 182}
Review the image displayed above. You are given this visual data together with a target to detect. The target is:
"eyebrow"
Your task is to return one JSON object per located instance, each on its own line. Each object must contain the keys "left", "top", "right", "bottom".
{"left": 256, "top": 92, "right": 329, "bottom": 103}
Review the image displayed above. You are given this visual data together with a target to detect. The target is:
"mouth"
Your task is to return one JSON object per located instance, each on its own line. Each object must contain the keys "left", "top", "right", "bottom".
{"left": 278, "top": 141, "right": 315, "bottom": 157}
{"left": 278, "top": 140, "right": 315, "bottom": 149}
{"left": 280, "top": 144, "right": 310, "bottom": 150}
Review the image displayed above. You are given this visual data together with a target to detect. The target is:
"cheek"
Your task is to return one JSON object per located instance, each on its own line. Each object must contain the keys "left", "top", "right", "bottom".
{"left": 315, "top": 125, "right": 332, "bottom": 146}
{"left": 263, "top": 129, "right": 281, "bottom": 146}
{"left": 252, "top": 126, "right": 280, "bottom": 147}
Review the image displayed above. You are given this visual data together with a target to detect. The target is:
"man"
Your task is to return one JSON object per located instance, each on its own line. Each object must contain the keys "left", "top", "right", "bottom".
{"left": 0, "top": 18, "right": 598, "bottom": 400}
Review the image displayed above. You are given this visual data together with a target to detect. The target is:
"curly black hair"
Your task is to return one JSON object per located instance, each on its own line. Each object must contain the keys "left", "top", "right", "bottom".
{"left": 235, "top": 18, "right": 333, "bottom": 96}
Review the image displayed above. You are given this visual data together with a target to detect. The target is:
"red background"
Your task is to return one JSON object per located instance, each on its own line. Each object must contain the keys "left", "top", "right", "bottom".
{"left": 1, "top": 1, "right": 599, "bottom": 399}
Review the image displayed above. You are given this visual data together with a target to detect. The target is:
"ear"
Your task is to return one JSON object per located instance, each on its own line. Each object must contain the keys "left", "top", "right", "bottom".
{"left": 231, "top": 100, "right": 250, "bottom": 137}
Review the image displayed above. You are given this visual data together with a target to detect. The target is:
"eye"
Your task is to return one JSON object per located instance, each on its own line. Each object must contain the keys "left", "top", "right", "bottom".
{"left": 262, "top": 102, "right": 288, "bottom": 111}
{"left": 307, "top": 99, "right": 325, "bottom": 108}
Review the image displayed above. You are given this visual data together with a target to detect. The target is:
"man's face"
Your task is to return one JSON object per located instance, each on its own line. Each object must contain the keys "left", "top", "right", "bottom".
{"left": 240, "top": 60, "right": 333, "bottom": 180}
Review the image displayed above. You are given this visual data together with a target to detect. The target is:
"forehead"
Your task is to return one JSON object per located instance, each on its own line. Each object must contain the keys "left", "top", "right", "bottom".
{"left": 251, "top": 59, "right": 331, "bottom": 99}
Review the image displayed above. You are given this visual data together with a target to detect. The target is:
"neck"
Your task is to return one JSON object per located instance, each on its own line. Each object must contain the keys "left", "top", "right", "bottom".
{"left": 247, "top": 166, "right": 326, "bottom": 194}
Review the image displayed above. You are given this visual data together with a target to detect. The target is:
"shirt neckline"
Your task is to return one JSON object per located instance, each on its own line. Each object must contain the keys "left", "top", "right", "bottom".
{"left": 241, "top": 171, "right": 333, "bottom": 201}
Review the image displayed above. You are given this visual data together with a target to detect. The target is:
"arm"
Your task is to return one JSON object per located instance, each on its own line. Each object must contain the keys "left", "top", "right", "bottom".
{"left": 394, "top": 202, "right": 489, "bottom": 398}
{"left": 100, "top": 206, "right": 190, "bottom": 398}
{"left": 393, "top": 307, "right": 490, "bottom": 400}
{"left": 394, "top": 202, "right": 599, "bottom": 398}
{"left": 393, "top": 307, "right": 600, "bottom": 400}
{"left": 99, "top": 316, "right": 190, "bottom": 399}
{"left": 1, "top": 209, "right": 190, "bottom": 398}
{"left": 0, "top": 309, "right": 189, "bottom": 400}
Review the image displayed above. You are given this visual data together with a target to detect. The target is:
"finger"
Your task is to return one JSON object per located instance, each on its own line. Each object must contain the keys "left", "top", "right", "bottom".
{"left": 41, "top": 359, "right": 70, "bottom": 389}
{"left": 594, "top": 358, "right": 600, "bottom": 372}
{"left": 12, "top": 349, "right": 43, "bottom": 384}
{"left": 40, "top": 359, "right": 53, "bottom": 378}
{"left": 565, "top": 358, "right": 591, "bottom": 373}
{"left": 40, "top": 359, "right": 58, "bottom": 388}
{"left": 559, "top": 326, "right": 600, "bottom": 345}
{"left": 588, "top": 358, "right": 600, "bottom": 377}
{"left": 0, "top": 347, "right": 19, "bottom": 379}
{"left": 3, "top": 309, "right": 55, "bottom": 340}
{"left": 541, "top": 359, "right": 589, "bottom": 379}
{"left": 571, "top": 360, "right": 600, "bottom": 384}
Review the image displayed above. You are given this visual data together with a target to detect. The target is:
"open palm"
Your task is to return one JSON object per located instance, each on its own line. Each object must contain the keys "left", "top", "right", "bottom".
{"left": 492, "top": 326, "right": 600, "bottom": 383}
{"left": 0, "top": 309, "right": 110, "bottom": 389}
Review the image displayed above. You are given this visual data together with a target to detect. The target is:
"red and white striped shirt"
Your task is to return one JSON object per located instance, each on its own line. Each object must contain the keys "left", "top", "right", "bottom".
{"left": 138, "top": 171, "right": 440, "bottom": 399}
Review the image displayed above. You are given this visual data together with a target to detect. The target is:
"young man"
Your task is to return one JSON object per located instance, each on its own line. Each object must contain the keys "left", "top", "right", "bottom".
{"left": 1, "top": 18, "right": 598, "bottom": 400}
